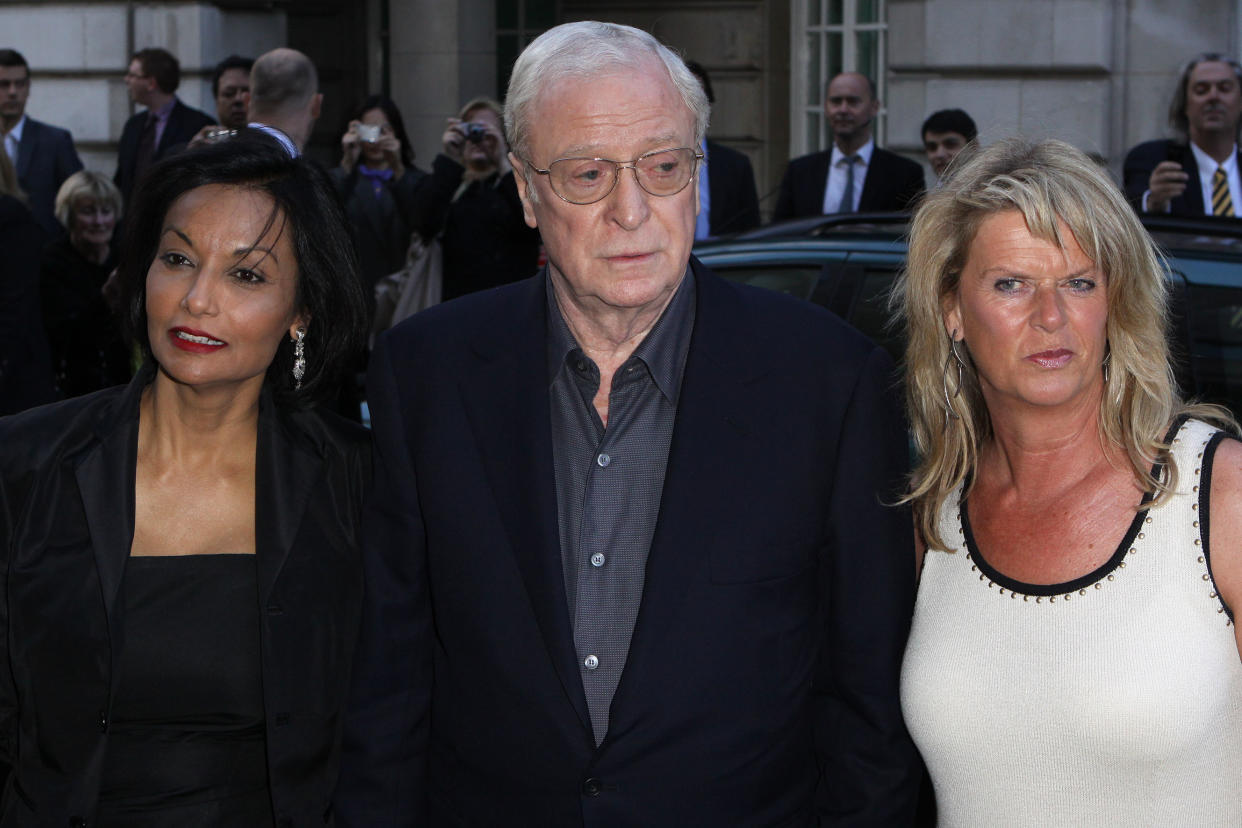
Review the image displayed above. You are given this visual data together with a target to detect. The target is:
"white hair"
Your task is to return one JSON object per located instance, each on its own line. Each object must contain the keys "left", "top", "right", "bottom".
{"left": 504, "top": 21, "right": 709, "bottom": 170}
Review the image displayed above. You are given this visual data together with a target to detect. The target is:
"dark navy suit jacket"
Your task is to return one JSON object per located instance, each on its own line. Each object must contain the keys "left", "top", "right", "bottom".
{"left": 14, "top": 118, "right": 83, "bottom": 237}
{"left": 706, "top": 140, "right": 761, "bottom": 235}
{"left": 113, "top": 98, "right": 214, "bottom": 201}
{"left": 337, "top": 259, "right": 920, "bottom": 826}
{"left": 773, "top": 146, "right": 925, "bottom": 220}
{"left": 1122, "top": 138, "right": 1242, "bottom": 215}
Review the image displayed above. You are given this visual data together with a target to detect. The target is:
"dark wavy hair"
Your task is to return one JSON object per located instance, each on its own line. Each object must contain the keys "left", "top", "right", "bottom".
{"left": 347, "top": 94, "right": 416, "bottom": 168}
{"left": 117, "top": 131, "right": 368, "bottom": 407}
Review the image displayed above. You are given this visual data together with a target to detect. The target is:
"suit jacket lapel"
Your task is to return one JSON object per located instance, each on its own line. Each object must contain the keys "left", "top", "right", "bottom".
{"left": 254, "top": 394, "right": 323, "bottom": 603}
{"left": 461, "top": 275, "right": 592, "bottom": 734}
{"left": 606, "top": 260, "right": 766, "bottom": 732}
{"left": 15, "top": 119, "right": 36, "bottom": 179}
{"left": 810, "top": 150, "right": 833, "bottom": 214}
{"left": 75, "top": 372, "right": 146, "bottom": 670}
{"left": 858, "top": 149, "right": 885, "bottom": 211}
{"left": 157, "top": 100, "right": 182, "bottom": 156}
{"left": 1183, "top": 147, "right": 1204, "bottom": 215}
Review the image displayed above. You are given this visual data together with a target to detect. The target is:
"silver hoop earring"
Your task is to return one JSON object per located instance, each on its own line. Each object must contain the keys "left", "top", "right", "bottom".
{"left": 942, "top": 331, "right": 964, "bottom": 420}
{"left": 292, "top": 328, "right": 306, "bottom": 391}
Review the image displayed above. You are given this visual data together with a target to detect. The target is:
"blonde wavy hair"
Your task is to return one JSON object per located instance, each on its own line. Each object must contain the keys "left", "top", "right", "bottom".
{"left": 894, "top": 137, "right": 1231, "bottom": 550}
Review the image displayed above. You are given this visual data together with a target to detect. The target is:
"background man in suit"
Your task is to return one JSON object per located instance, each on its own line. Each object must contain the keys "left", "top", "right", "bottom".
{"left": 246, "top": 48, "right": 322, "bottom": 157}
{"left": 922, "top": 107, "right": 977, "bottom": 180}
{"left": 1124, "top": 53, "right": 1242, "bottom": 216}
{"left": 337, "top": 20, "right": 919, "bottom": 826}
{"left": 684, "top": 60, "right": 760, "bottom": 237}
{"left": 0, "top": 49, "right": 83, "bottom": 236}
{"left": 113, "top": 47, "right": 214, "bottom": 203}
{"left": 774, "top": 71, "right": 924, "bottom": 220}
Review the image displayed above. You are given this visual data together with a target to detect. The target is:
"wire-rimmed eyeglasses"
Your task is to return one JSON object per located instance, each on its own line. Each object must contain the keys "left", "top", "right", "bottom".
{"left": 525, "top": 147, "right": 704, "bottom": 205}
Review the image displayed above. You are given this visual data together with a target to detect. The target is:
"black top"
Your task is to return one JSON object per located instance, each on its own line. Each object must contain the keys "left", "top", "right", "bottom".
{"left": 97, "top": 554, "right": 272, "bottom": 826}
{"left": 417, "top": 154, "right": 542, "bottom": 300}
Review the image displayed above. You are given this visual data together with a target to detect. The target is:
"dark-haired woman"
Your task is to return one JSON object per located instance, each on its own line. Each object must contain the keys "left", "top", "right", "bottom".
{"left": 0, "top": 133, "right": 372, "bottom": 826}
{"left": 331, "top": 95, "right": 431, "bottom": 291}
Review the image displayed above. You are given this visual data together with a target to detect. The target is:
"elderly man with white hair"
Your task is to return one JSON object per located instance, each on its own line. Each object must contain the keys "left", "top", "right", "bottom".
{"left": 336, "top": 20, "right": 920, "bottom": 826}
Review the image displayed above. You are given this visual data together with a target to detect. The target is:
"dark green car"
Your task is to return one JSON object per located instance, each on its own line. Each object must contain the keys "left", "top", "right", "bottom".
{"left": 694, "top": 213, "right": 1242, "bottom": 417}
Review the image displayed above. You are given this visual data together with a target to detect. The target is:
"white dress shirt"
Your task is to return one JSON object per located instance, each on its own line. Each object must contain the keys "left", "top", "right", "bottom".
{"left": 822, "top": 138, "right": 874, "bottom": 214}
{"left": 3, "top": 114, "right": 26, "bottom": 165}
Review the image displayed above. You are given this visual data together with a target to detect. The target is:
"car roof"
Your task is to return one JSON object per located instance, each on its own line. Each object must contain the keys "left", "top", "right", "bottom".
{"left": 696, "top": 211, "right": 1242, "bottom": 275}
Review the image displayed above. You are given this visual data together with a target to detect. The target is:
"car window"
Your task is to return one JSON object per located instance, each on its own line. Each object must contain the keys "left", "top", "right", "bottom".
{"left": 846, "top": 267, "right": 904, "bottom": 362}
{"left": 710, "top": 266, "right": 822, "bottom": 302}
{"left": 1179, "top": 280, "right": 1242, "bottom": 415}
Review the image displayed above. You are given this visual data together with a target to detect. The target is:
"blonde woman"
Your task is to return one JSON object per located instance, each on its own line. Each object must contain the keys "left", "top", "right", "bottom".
{"left": 41, "top": 170, "right": 130, "bottom": 396}
{"left": 896, "top": 138, "right": 1242, "bottom": 824}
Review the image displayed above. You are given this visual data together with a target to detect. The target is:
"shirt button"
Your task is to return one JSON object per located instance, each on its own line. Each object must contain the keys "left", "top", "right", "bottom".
{"left": 584, "top": 654, "right": 599, "bottom": 670}
{"left": 597, "top": 453, "right": 611, "bottom": 467}
{"left": 590, "top": 552, "right": 605, "bottom": 567}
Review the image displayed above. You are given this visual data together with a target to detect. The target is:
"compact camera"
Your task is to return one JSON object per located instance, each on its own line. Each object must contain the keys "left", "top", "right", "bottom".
{"left": 464, "top": 123, "right": 488, "bottom": 143}
{"left": 204, "top": 128, "right": 237, "bottom": 143}
{"left": 356, "top": 123, "right": 382, "bottom": 143}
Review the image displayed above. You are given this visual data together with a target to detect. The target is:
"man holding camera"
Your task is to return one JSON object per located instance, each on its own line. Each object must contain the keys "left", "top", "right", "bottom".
{"left": 416, "top": 97, "right": 542, "bottom": 299}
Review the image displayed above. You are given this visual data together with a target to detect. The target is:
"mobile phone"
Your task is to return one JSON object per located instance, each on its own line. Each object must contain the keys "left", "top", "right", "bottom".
{"left": 1165, "top": 142, "right": 1187, "bottom": 167}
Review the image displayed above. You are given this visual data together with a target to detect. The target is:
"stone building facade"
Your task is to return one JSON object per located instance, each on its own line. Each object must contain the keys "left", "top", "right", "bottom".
{"left": 1, "top": 0, "right": 1238, "bottom": 220}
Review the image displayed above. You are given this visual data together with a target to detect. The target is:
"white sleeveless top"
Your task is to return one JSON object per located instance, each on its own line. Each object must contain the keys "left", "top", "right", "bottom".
{"left": 901, "top": 419, "right": 1242, "bottom": 826}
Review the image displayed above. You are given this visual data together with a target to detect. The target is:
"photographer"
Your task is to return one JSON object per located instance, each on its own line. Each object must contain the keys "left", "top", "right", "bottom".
{"left": 331, "top": 95, "right": 431, "bottom": 291}
{"left": 417, "top": 97, "right": 541, "bottom": 300}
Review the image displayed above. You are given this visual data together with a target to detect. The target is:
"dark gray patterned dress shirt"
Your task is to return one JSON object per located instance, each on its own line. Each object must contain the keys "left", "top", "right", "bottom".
{"left": 546, "top": 269, "right": 695, "bottom": 745}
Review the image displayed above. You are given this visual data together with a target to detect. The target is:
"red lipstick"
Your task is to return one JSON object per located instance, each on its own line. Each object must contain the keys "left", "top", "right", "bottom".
{"left": 168, "top": 326, "right": 227, "bottom": 353}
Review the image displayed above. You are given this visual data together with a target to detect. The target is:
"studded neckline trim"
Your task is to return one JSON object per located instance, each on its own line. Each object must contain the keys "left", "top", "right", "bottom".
{"left": 953, "top": 417, "right": 1177, "bottom": 600}
{"left": 958, "top": 488, "right": 1152, "bottom": 598}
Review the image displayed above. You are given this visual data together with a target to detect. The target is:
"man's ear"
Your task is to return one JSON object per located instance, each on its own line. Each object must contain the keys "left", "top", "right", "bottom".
{"left": 310, "top": 93, "right": 323, "bottom": 120}
{"left": 509, "top": 152, "right": 538, "bottom": 229}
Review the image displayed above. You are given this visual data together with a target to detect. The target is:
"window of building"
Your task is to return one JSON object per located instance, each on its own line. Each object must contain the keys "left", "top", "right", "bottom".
{"left": 496, "top": 0, "right": 556, "bottom": 99}
{"left": 791, "top": 0, "right": 887, "bottom": 156}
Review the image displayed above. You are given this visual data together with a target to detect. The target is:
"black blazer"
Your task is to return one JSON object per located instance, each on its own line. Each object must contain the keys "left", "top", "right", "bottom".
{"left": 773, "top": 146, "right": 925, "bottom": 220}
{"left": 0, "top": 371, "right": 371, "bottom": 827}
{"left": 0, "top": 196, "right": 54, "bottom": 415}
{"left": 113, "top": 99, "right": 215, "bottom": 201}
{"left": 336, "top": 260, "right": 920, "bottom": 826}
{"left": 1122, "top": 138, "right": 1242, "bottom": 215}
{"left": 14, "top": 118, "right": 83, "bottom": 237}
{"left": 705, "top": 140, "right": 760, "bottom": 235}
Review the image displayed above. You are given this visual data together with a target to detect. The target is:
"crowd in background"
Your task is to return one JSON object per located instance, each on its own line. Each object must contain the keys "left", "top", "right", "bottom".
{"left": 4, "top": 39, "right": 1241, "bottom": 417}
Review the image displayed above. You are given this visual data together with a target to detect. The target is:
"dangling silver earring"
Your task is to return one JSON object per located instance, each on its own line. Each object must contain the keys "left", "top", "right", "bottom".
{"left": 1101, "top": 350, "right": 1111, "bottom": 384}
{"left": 942, "top": 330, "right": 965, "bottom": 420}
{"left": 292, "top": 328, "right": 306, "bottom": 390}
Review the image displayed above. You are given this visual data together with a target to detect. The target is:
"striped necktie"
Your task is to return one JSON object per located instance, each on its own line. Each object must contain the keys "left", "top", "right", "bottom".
{"left": 1212, "top": 167, "right": 1234, "bottom": 217}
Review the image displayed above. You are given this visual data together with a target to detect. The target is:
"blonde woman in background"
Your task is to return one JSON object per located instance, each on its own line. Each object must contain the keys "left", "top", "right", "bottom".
{"left": 40, "top": 170, "right": 132, "bottom": 396}
{"left": 896, "top": 138, "right": 1242, "bottom": 824}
